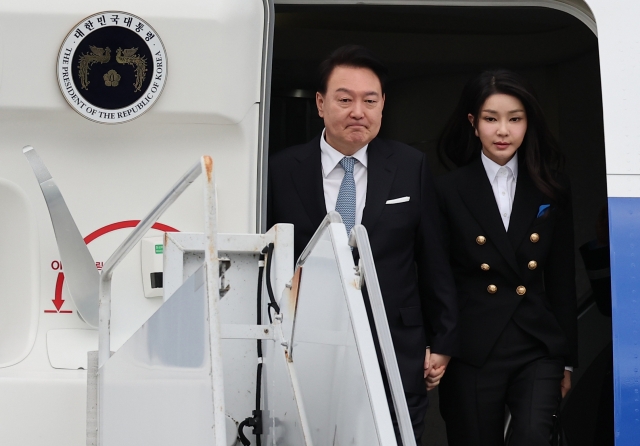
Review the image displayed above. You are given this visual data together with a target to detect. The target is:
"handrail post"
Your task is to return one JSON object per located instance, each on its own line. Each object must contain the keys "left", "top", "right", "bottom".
{"left": 96, "top": 155, "right": 227, "bottom": 445}
{"left": 349, "top": 224, "right": 416, "bottom": 446}
{"left": 201, "top": 156, "right": 227, "bottom": 445}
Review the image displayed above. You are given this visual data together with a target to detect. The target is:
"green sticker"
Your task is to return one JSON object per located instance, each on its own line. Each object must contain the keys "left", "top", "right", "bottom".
{"left": 155, "top": 244, "right": 163, "bottom": 254}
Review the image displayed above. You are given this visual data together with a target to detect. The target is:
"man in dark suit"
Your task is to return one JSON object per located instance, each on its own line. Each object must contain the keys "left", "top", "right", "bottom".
{"left": 267, "top": 45, "right": 458, "bottom": 442}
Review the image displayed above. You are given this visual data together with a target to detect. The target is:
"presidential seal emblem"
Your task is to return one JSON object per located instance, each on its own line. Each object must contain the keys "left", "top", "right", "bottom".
{"left": 56, "top": 12, "right": 167, "bottom": 124}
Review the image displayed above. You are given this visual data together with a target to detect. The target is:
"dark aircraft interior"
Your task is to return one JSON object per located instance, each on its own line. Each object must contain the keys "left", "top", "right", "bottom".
{"left": 268, "top": 4, "right": 610, "bottom": 444}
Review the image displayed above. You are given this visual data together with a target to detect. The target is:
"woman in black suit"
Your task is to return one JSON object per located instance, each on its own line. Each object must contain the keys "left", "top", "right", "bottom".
{"left": 434, "top": 70, "right": 577, "bottom": 446}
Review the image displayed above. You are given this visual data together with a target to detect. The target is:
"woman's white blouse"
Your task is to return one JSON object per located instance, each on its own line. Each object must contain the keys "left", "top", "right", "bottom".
{"left": 481, "top": 151, "right": 518, "bottom": 230}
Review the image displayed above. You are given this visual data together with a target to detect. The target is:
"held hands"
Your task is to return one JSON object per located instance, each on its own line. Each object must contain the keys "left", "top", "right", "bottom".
{"left": 424, "top": 348, "right": 451, "bottom": 391}
{"left": 560, "top": 370, "right": 572, "bottom": 398}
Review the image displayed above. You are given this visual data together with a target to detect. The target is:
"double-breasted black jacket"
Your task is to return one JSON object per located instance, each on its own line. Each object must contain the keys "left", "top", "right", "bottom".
{"left": 267, "top": 134, "right": 458, "bottom": 395}
{"left": 435, "top": 155, "right": 578, "bottom": 368}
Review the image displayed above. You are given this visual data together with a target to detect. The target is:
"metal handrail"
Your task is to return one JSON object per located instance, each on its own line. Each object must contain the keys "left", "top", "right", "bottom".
{"left": 349, "top": 224, "right": 416, "bottom": 446}
{"left": 296, "top": 211, "right": 343, "bottom": 267}
{"left": 97, "top": 155, "right": 227, "bottom": 445}
{"left": 98, "top": 159, "right": 202, "bottom": 367}
{"left": 23, "top": 146, "right": 101, "bottom": 327}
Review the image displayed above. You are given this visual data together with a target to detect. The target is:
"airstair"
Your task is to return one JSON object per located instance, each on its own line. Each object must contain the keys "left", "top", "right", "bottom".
{"left": 24, "top": 151, "right": 416, "bottom": 446}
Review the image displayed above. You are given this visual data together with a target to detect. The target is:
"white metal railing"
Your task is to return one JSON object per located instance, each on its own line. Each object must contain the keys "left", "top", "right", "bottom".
{"left": 298, "top": 214, "right": 415, "bottom": 445}
{"left": 296, "top": 211, "right": 344, "bottom": 267}
{"left": 97, "top": 159, "right": 201, "bottom": 366}
{"left": 349, "top": 224, "right": 416, "bottom": 446}
{"left": 23, "top": 146, "right": 101, "bottom": 327}
{"left": 97, "top": 156, "right": 227, "bottom": 446}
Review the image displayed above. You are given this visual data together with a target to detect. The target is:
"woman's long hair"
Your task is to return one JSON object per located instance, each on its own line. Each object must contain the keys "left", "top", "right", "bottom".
{"left": 438, "top": 70, "right": 566, "bottom": 203}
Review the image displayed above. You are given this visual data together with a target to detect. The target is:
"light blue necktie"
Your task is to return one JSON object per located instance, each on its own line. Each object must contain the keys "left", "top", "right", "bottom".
{"left": 335, "top": 157, "right": 357, "bottom": 237}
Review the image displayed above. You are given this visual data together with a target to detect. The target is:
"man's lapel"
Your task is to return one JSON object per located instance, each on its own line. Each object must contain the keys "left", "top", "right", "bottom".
{"left": 458, "top": 157, "right": 521, "bottom": 278}
{"left": 361, "top": 138, "right": 396, "bottom": 230}
{"left": 507, "top": 166, "right": 543, "bottom": 251}
{"left": 290, "top": 135, "right": 328, "bottom": 229}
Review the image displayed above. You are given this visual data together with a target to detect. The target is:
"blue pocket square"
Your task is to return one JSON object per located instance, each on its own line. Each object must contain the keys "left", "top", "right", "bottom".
{"left": 537, "top": 204, "right": 551, "bottom": 218}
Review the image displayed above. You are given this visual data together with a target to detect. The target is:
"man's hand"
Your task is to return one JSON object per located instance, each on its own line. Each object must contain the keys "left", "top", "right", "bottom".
{"left": 423, "top": 348, "right": 432, "bottom": 379}
{"left": 561, "top": 370, "right": 572, "bottom": 398}
{"left": 425, "top": 353, "right": 451, "bottom": 391}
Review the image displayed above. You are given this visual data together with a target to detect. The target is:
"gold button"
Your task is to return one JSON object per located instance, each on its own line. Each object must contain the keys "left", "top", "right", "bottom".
{"left": 481, "top": 263, "right": 490, "bottom": 271}
{"left": 487, "top": 284, "right": 498, "bottom": 294}
{"left": 530, "top": 233, "right": 540, "bottom": 243}
{"left": 516, "top": 286, "right": 527, "bottom": 295}
{"left": 528, "top": 261, "right": 538, "bottom": 270}
{"left": 476, "top": 236, "right": 486, "bottom": 245}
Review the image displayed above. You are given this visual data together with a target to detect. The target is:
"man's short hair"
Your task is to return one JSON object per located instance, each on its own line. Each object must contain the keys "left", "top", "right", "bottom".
{"left": 317, "top": 45, "right": 388, "bottom": 95}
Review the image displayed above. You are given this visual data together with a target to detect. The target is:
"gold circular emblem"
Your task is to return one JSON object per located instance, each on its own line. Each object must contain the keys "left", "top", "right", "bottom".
{"left": 516, "top": 286, "right": 527, "bottom": 295}
{"left": 476, "top": 236, "right": 486, "bottom": 245}
{"left": 481, "top": 263, "right": 490, "bottom": 271}
{"left": 103, "top": 69, "right": 121, "bottom": 87}
{"left": 56, "top": 11, "right": 167, "bottom": 124}
{"left": 530, "top": 233, "right": 540, "bottom": 243}
{"left": 487, "top": 284, "right": 498, "bottom": 294}
{"left": 528, "top": 261, "right": 538, "bottom": 270}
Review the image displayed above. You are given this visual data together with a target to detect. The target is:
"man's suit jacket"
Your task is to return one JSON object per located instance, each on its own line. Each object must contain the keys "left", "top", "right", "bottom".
{"left": 435, "top": 155, "right": 578, "bottom": 368}
{"left": 267, "top": 134, "right": 458, "bottom": 395}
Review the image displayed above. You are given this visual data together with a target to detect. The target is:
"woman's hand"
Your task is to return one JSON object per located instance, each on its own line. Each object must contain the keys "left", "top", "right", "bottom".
{"left": 561, "top": 370, "right": 572, "bottom": 398}
{"left": 425, "top": 353, "right": 451, "bottom": 391}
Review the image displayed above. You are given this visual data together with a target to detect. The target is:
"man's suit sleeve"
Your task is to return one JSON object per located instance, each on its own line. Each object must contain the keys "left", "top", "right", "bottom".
{"left": 416, "top": 154, "right": 459, "bottom": 356}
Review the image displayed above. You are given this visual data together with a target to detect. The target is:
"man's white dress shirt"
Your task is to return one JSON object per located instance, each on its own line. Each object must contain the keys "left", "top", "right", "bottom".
{"left": 320, "top": 129, "right": 368, "bottom": 225}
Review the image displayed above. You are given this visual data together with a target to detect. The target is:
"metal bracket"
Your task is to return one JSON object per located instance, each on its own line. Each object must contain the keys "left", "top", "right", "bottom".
{"left": 219, "top": 257, "right": 231, "bottom": 298}
{"left": 354, "top": 259, "right": 365, "bottom": 290}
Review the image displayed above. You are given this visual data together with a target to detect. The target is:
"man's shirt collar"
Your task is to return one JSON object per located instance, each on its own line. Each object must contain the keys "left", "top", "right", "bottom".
{"left": 320, "top": 129, "right": 368, "bottom": 177}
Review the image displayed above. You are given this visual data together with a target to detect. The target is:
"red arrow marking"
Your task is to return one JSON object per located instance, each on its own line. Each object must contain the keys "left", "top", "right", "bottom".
{"left": 52, "top": 272, "right": 66, "bottom": 311}
{"left": 45, "top": 272, "right": 73, "bottom": 313}
{"left": 45, "top": 220, "right": 179, "bottom": 314}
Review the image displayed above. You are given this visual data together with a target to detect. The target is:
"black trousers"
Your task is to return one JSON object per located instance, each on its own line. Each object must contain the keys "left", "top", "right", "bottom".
{"left": 388, "top": 389, "right": 429, "bottom": 445}
{"left": 363, "top": 280, "right": 429, "bottom": 445}
{"left": 439, "top": 320, "right": 564, "bottom": 446}
{"left": 380, "top": 356, "right": 429, "bottom": 445}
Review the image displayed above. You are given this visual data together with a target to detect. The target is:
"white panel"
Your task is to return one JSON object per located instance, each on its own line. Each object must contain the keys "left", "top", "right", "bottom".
{"left": 0, "top": 373, "right": 88, "bottom": 445}
{"left": 606, "top": 175, "right": 640, "bottom": 198}
{"left": 47, "top": 329, "right": 97, "bottom": 370}
{"left": 0, "top": 178, "right": 38, "bottom": 368}
{"left": 0, "top": 0, "right": 264, "bottom": 124}
{"left": 262, "top": 329, "right": 308, "bottom": 446}
{"left": 291, "top": 233, "right": 361, "bottom": 445}
{"left": 0, "top": 105, "right": 262, "bottom": 356}
{"left": 100, "top": 265, "right": 234, "bottom": 446}
{"left": 585, "top": 0, "right": 640, "bottom": 178}
{"left": 285, "top": 223, "right": 395, "bottom": 446}
{"left": 0, "top": 1, "right": 266, "bottom": 444}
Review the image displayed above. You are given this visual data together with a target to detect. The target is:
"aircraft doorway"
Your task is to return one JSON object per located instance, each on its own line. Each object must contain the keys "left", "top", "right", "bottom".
{"left": 268, "top": 3, "right": 609, "bottom": 444}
